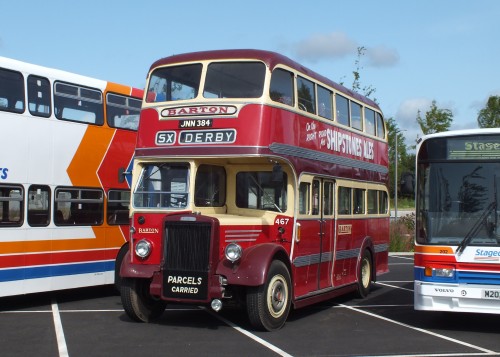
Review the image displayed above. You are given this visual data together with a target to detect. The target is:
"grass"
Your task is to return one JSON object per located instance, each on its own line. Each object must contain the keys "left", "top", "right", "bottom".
{"left": 389, "top": 212, "right": 415, "bottom": 252}
{"left": 391, "top": 196, "right": 415, "bottom": 210}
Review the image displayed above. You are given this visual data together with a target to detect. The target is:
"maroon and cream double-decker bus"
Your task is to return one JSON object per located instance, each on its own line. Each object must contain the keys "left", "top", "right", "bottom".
{"left": 120, "top": 49, "right": 389, "bottom": 331}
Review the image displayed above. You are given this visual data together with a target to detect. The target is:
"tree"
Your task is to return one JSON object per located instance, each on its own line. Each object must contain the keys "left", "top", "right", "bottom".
{"left": 352, "top": 46, "right": 376, "bottom": 100}
{"left": 416, "top": 100, "right": 453, "bottom": 135}
{"left": 477, "top": 95, "right": 500, "bottom": 128}
{"left": 387, "top": 117, "right": 413, "bottom": 198}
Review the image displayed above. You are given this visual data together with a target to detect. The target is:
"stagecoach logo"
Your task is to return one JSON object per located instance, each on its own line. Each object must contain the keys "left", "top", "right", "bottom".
{"left": 161, "top": 105, "right": 238, "bottom": 118}
{"left": 474, "top": 249, "right": 500, "bottom": 262}
{"left": 338, "top": 224, "right": 352, "bottom": 235}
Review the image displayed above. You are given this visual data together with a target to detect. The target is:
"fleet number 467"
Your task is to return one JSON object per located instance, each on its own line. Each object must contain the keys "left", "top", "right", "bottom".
{"left": 275, "top": 218, "right": 289, "bottom": 225}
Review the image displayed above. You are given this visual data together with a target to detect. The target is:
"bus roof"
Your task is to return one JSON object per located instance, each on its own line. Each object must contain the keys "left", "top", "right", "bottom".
{"left": 418, "top": 128, "right": 500, "bottom": 142}
{"left": 149, "top": 49, "right": 380, "bottom": 110}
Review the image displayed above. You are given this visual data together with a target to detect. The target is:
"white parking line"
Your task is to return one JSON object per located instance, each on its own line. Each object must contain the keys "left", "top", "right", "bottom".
{"left": 51, "top": 301, "right": 69, "bottom": 357}
{"left": 376, "top": 281, "right": 414, "bottom": 292}
{"left": 204, "top": 308, "right": 293, "bottom": 357}
{"left": 338, "top": 303, "right": 496, "bottom": 355}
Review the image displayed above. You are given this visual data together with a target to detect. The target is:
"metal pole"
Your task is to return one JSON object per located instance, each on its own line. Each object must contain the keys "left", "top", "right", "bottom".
{"left": 395, "top": 132, "right": 398, "bottom": 220}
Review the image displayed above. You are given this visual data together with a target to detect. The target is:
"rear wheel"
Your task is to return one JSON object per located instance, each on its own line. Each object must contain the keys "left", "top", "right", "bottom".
{"left": 120, "top": 278, "right": 166, "bottom": 322}
{"left": 357, "top": 250, "right": 372, "bottom": 298}
{"left": 246, "top": 260, "right": 291, "bottom": 331}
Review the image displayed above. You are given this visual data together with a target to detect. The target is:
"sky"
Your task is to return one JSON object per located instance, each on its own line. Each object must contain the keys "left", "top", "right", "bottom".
{"left": 1, "top": 0, "right": 499, "bottom": 147}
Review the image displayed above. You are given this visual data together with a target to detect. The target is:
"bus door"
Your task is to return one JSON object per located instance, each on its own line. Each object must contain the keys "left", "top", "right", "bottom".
{"left": 293, "top": 177, "right": 335, "bottom": 297}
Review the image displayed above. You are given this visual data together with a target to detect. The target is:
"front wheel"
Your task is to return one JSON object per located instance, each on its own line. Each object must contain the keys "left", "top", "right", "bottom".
{"left": 246, "top": 260, "right": 291, "bottom": 331}
{"left": 357, "top": 250, "right": 372, "bottom": 298}
{"left": 120, "top": 278, "right": 166, "bottom": 322}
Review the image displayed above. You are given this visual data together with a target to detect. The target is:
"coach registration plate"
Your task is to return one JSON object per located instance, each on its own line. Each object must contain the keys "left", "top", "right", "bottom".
{"left": 483, "top": 289, "right": 500, "bottom": 299}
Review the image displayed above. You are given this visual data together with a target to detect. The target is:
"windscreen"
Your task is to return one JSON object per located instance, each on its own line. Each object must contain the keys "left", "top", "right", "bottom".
{"left": 416, "top": 135, "right": 500, "bottom": 246}
{"left": 133, "top": 163, "right": 189, "bottom": 209}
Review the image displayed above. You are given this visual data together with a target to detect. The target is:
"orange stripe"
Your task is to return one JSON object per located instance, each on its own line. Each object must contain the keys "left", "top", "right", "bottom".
{"left": 67, "top": 126, "right": 114, "bottom": 187}
{"left": 0, "top": 227, "right": 126, "bottom": 254}
{"left": 106, "top": 82, "right": 132, "bottom": 95}
{"left": 414, "top": 245, "right": 454, "bottom": 254}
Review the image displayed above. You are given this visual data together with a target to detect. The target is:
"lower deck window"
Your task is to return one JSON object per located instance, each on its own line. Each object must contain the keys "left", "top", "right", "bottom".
{"left": 236, "top": 171, "right": 287, "bottom": 212}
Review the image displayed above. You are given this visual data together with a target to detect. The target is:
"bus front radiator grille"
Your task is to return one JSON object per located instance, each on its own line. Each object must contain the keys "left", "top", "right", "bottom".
{"left": 163, "top": 222, "right": 212, "bottom": 272}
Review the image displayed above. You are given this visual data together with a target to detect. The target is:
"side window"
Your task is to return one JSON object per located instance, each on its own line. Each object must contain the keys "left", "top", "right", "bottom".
{"left": 28, "top": 75, "right": 51, "bottom": 117}
{"left": 323, "top": 181, "right": 334, "bottom": 216}
{"left": 364, "top": 108, "right": 376, "bottom": 136}
{"left": 312, "top": 180, "right": 320, "bottom": 215}
{"left": 336, "top": 94, "right": 349, "bottom": 126}
{"left": 317, "top": 85, "right": 333, "bottom": 120}
{"left": 353, "top": 188, "right": 365, "bottom": 214}
{"left": 236, "top": 172, "right": 287, "bottom": 212}
{"left": 54, "top": 82, "right": 104, "bottom": 125}
{"left": 0, "top": 185, "right": 24, "bottom": 227}
{"left": 379, "top": 190, "right": 388, "bottom": 214}
{"left": 297, "top": 76, "right": 316, "bottom": 113}
{"left": 194, "top": 165, "right": 226, "bottom": 207}
{"left": 270, "top": 68, "right": 294, "bottom": 106}
{"left": 107, "top": 189, "right": 130, "bottom": 225}
{"left": 338, "top": 187, "right": 351, "bottom": 215}
{"left": 106, "top": 93, "right": 141, "bottom": 130}
{"left": 0, "top": 68, "right": 25, "bottom": 113}
{"left": 298, "top": 182, "right": 310, "bottom": 215}
{"left": 54, "top": 187, "right": 103, "bottom": 226}
{"left": 28, "top": 185, "right": 50, "bottom": 226}
{"left": 367, "top": 189, "right": 378, "bottom": 214}
{"left": 350, "top": 101, "right": 362, "bottom": 131}
{"left": 376, "top": 113, "right": 385, "bottom": 139}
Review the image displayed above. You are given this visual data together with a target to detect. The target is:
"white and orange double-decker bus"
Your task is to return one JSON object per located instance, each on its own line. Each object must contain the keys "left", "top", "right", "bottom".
{"left": 120, "top": 49, "right": 389, "bottom": 330}
{"left": 0, "top": 56, "right": 142, "bottom": 296}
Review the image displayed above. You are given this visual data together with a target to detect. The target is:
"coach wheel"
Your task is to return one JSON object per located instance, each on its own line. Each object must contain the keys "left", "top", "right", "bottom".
{"left": 114, "top": 244, "right": 129, "bottom": 291}
{"left": 120, "top": 278, "right": 166, "bottom": 322}
{"left": 357, "top": 250, "right": 372, "bottom": 298}
{"left": 246, "top": 260, "right": 291, "bottom": 331}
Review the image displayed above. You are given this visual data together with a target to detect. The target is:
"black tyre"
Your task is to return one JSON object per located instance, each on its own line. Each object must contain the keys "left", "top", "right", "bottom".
{"left": 246, "top": 260, "right": 291, "bottom": 331}
{"left": 114, "top": 244, "right": 128, "bottom": 292}
{"left": 120, "top": 278, "right": 166, "bottom": 322}
{"left": 357, "top": 250, "right": 372, "bottom": 298}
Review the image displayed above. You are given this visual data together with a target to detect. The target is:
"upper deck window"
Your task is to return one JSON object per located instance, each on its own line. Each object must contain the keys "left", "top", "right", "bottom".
{"left": 106, "top": 93, "right": 141, "bottom": 130}
{"left": 270, "top": 69, "right": 294, "bottom": 106}
{"left": 204, "top": 62, "right": 265, "bottom": 98}
{"left": 147, "top": 64, "right": 202, "bottom": 103}
{"left": 0, "top": 68, "right": 25, "bottom": 114}
{"left": 54, "top": 82, "right": 104, "bottom": 125}
{"left": 297, "top": 76, "right": 316, "bottom": 114}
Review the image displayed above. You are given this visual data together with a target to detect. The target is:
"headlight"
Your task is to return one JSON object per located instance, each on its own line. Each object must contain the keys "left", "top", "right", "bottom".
{"left": 435, "top": 267, "right": 455, "bottom": 278}
{"left": 225, "top": 243, "right": 242, "bottom": 262}
{"left": 135, "top": 239, "right": 152, "bottom": 259}
{"left": 425, "top": 266, "right": 455, "bottom": 278}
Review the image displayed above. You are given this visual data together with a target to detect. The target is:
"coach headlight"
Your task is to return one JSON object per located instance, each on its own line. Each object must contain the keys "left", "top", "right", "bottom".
{"left": 424, "top": 265, "right": 455, "bottom": 278}
{"left": 225, "top": 243, "right": 242, "bottom": 262}
{"left": 135, "top": 239, "right": 152, "bottom": 259}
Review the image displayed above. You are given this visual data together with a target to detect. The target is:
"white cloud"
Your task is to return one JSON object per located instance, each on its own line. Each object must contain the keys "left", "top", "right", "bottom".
{"left": 365, "top": 45, "right": 399, "bottom": 67}
{"left": 394, "top": 98, "right": 433, "bottom": 146}
{"left": 291, "top": 32, "right": 358, "bottom": 62}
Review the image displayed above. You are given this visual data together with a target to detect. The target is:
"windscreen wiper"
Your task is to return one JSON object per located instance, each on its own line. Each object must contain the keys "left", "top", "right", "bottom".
{"left": 456, "top": 201, "right": 496, "bottom": 256}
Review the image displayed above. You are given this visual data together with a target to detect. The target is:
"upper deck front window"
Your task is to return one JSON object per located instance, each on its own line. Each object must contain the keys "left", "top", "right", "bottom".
{"left": 146, "top": 61, "right": 266, "bottom": 103}
{"left": 147, "top": 64, "right": 202, "bottom": 103}
{"left": 203, "top": 62, "right": 265, "bottom": 98}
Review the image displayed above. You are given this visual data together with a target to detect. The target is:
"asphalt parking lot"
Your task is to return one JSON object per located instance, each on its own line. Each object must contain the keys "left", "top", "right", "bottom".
{"left": 2, "top": 254, "right": 500, "bottom": 357}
